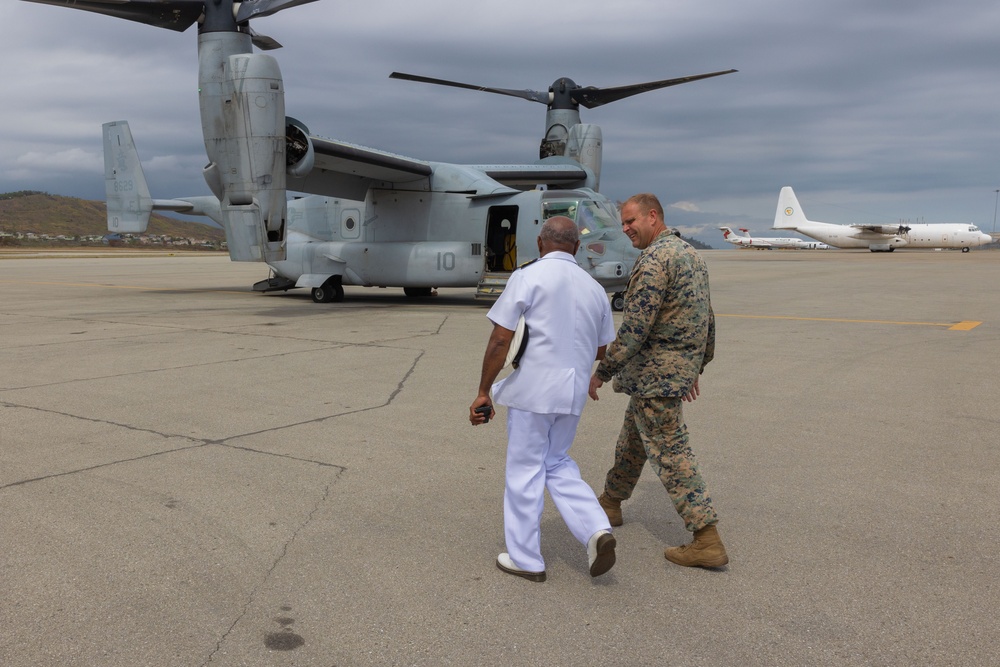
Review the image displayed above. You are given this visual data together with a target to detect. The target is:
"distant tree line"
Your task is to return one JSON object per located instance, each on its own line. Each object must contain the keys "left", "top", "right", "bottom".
{"left": 1, "top": 191, "right": 48, "bottom": 200}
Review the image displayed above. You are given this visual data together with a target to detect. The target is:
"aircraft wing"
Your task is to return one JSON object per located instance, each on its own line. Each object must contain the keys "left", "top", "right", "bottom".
{"left": 850, "top": 224, "right": 908, "bottom": 236}
{"left": 289, "top": 136, "right": 433, "bottom": 200}
{"left": 288, "top": 135, "right": 589, "bottom": 198}
{"left": 476, "top": 163, "right": 589, "bottom": 187}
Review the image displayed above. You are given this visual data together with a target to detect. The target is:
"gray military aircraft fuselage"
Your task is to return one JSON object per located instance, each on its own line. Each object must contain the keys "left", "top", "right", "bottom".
{"left": 269, "top": 185, "right": 634, "bottom": 301}
{"left": 32, "top": 0, "right": 735, "bottom": 306}
{"left": 106, "top": 119, "right": 634, "bottom": 302}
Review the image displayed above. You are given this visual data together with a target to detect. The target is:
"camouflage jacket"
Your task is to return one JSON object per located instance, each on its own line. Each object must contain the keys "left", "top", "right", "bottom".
{"left": 595, "top": 230, "right": 715, "bottom": 397}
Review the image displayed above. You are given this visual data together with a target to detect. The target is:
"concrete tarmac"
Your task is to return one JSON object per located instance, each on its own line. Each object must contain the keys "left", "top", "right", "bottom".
{"left": 1, "top": 249, "right": 998, "bottom": 666}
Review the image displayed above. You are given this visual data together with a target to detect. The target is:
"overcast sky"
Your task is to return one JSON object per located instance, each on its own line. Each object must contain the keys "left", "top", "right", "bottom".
{"left": 3, "top": 0, "right": 999, "bottom": 246}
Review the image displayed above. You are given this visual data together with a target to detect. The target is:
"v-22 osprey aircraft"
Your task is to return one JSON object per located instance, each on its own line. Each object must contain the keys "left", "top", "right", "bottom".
{"left": 28, "top": 0, "right": 736, "bottom": 306}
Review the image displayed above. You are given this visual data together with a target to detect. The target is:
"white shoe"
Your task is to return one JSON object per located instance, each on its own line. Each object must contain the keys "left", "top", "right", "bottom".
{"left": 496, "top": 553, "right": 546, "bottom": 582}
{"left": 587, "top": 530, "right": 617, "bottom": 577}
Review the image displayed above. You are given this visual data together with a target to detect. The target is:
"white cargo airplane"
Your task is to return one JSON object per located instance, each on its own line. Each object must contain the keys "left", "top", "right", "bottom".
{"left": 719, "top": 226, "right": 829, "bottom": 249}
{"left": 773, "top": 187, "right": 994, "bottom": 252}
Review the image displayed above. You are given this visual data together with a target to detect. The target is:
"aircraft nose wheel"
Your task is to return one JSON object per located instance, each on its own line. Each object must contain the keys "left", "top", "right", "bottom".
{"left": 611, "top": 292, "right": 625, "bottom": 311}
{"left": 311, "top": 277, "right": 344, "bottom": 303}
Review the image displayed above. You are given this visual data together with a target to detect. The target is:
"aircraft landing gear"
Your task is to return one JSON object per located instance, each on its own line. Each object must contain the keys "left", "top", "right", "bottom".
{"left": 403, "top": 287, "right": 435, "bottom": 298}
{"left": 962, "top": 247, "right": 970, "bottom": 253}
{"left": 611, "top": 292, "right": 625, "bottom": 311}
{"left": 311, "top": 276, "right": 344, "bottom": 303}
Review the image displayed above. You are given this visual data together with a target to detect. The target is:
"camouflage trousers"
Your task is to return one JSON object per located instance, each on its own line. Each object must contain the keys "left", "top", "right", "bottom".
{"left": 604, "top": 395, "right": 718, "bottom": 532}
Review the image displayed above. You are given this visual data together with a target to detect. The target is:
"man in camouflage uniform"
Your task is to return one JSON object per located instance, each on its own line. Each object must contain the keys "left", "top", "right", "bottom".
{"left": 589, "top": 193, "right": 728, "bottom": 568}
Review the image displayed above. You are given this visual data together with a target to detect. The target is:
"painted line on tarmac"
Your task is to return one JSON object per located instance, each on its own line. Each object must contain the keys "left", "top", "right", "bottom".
{"left": 718, "top": 313, "right": 982, "bottom": 331}
{"left": 0, "top": 279, "right": 248, "bottom": 294}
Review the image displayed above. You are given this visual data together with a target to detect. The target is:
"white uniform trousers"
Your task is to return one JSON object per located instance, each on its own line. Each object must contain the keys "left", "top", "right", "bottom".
{"left": 504, "top": 408, "right": 612, "bottom": 572}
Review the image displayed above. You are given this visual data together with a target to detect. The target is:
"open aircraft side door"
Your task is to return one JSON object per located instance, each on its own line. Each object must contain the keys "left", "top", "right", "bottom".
{"left": 476, "top": 205, "right": 519, "bottom": 300}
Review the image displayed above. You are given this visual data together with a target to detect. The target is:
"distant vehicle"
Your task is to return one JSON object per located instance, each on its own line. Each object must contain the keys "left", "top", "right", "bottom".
{"left": 719, "top": 226, "right": 829, "bottom": 249}
{"left": 774, "top": 187, "right": 993, "bottom": 252}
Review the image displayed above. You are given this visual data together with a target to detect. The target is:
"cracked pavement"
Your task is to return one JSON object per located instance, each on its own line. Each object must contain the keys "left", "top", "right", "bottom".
{"left": 2, "top": 252, "right": 1000, "bottom": 667}
{"left": 1, "top": 256, "right": 466, "bottom": 665}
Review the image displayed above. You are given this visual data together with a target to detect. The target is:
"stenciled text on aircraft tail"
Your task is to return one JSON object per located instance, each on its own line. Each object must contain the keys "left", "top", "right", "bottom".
{"left": 103, "top": 120, "right": 223, "bottom": 241}
{"left": 104, "top": 120, "right": 154, "bottom": 234}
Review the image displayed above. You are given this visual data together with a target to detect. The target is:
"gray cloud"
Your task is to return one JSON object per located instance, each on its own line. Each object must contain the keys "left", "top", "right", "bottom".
{"left": 4, "top": 0, "right": 999, "bottom": 246}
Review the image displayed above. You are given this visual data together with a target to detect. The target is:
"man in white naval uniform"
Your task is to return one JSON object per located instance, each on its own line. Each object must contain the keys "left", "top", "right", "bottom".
{"left": 470, "top": 216, "right": 618, "bottom": 582}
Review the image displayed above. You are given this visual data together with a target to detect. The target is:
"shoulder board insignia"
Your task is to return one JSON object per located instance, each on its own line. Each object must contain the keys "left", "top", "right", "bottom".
{"left": 516, "top": 258, "right": 539, "bottom": 270}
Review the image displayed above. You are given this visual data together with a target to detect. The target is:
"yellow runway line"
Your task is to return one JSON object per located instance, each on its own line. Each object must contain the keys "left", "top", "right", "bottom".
{"left": 718, "top": 313, "right": 982, "bottom": 331}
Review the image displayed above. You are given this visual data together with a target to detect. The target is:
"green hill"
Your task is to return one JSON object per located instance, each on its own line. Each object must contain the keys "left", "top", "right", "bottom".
{"left": 0, "top": 191, "right": 225, "bottom": 242}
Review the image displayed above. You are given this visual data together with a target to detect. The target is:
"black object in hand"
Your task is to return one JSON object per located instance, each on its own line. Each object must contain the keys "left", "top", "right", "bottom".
{"left": 475, "top": 405, "right": 493, "bottom": 423}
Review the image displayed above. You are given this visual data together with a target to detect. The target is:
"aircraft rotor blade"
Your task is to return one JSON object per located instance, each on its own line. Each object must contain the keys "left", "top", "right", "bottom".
{"left": 389, "top": 72, "right": 551, "bottom": 105}
{"left": 249, "top": 27, "right": 282, "bottom": 50}
{"left": 571, "top": 69, "right": 738, "bottom": 109}
{"left": 20, "top": 0, "right": 205, "bottom": 32}
{"left": 23, "top": 0, "right": 319, "bottom": 32}
{"left": 235, "top": 0, "right": 320, "bottom": 23}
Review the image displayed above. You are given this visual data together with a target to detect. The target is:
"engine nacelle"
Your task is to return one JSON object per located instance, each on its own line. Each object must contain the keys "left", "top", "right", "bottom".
{"left": 200, "top": 45, "right": 287, "bottom": 233}
{"left": 285, "top": 117, "right": 315, "bottom": 178}
{"left": 198, "top": 32, "right": 286, "bottom": 262}
{"left": 565, "top": 123, "right": 603, "bottom": 191}
{"left": 223, "top": 53, "right": 286, "bottom": 231}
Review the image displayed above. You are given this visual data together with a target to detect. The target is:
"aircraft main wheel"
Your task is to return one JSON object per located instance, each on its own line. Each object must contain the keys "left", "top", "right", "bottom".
{"left": 611, "top": 292, "right": 625, "bottom": 311}
{"left": 312, "top": 277, "right": 344, "bottom": 303}
{"left": 404, "top": 287, "right": 434, "bottom": 298}
{"left": 962, "top": 247, "right": 970, "bottom": 253}
{"left": 311, "top": 286, "right": 333, "bottom": 303}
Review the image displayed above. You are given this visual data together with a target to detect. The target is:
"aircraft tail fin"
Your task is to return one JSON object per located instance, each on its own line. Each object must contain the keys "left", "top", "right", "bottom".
{"left": 774, "top": 186, "right": 809, "bottom": 230}
{"left": 103, "top": 121, "right": 225, "bottom": 235}
{"left": 103, "top": 121, "right": 153, "bottom": 233}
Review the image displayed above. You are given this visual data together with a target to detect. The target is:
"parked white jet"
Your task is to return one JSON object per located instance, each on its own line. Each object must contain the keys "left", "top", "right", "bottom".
{"left": 774, "top": 187, "right": 994, "bottom": 252}
{"left": 719, "top": 226, "right": 829, "bottom": 249}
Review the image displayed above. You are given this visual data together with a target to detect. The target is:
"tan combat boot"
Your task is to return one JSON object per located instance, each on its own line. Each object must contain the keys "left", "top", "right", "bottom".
{"left": 597, "top": 493, "right": 623, "bottom": 527}
{"left": 664, "top": 524, "right": 729, "bottom": 568}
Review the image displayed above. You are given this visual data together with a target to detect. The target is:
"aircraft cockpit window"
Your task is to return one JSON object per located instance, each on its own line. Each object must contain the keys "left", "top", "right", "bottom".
{"left": 543, "top": 201, "right": 576, "bottom": 221}
{"left": 542, "top": 199, "right": 618, "bottom": 237}
{"left": 575, "top": 201, "right": 616, "bottom": 237}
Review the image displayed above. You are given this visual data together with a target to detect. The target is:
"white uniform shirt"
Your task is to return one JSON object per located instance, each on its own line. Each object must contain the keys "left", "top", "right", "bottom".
{"left": 488, "top": 251, "right": 616, "bottom": 416}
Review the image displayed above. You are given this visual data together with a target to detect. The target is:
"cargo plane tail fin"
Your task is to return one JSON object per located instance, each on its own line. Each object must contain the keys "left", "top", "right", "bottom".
{"left": 774, "top": 186, "right": 810, "bottom": 230}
